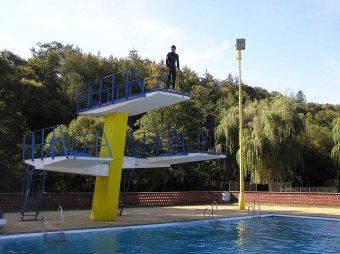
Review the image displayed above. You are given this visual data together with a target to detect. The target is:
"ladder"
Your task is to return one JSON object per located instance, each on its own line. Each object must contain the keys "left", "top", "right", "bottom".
{"left": 247, "top": 199, "right": 261, "bottom": 217}
{"left": 42, "top": 206, "right": 64, "bottom": 234}
{"left": 20, "top": 164, "right": 47, "bottom": 221}
{"left": 203, "top": 201, "right": 219, "bottom": 220}
{"left": 118, "top": 168, "right": 134, "bottom": 216}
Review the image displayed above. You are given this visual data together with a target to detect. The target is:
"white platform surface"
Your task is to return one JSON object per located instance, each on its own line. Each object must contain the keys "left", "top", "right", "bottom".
{"left": 79, "top": 91, "right": 190, "bottom": 117}
{"left": 25, "top": 156, "right": 112, "bottom": 176}
{"left": 123, "top": 153, "right": 226, "bottom": 169}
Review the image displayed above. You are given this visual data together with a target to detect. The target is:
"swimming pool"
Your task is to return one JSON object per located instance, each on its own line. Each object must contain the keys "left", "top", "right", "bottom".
{"left": 1, "top": 214, "right": 340, "bottom": 253}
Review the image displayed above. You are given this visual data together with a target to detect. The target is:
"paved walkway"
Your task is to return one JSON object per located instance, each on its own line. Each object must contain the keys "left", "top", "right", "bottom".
{"left": 1, "top": 204, "right": 340, "bottom": 235}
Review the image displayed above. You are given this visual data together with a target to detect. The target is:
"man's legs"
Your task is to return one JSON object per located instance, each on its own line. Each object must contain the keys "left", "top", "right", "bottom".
{"left": 207, "top": 130, "right": 215, "bottom": 151}
{"left": 167, "top": 70, "right": 172, "bottom": 88}
{"left": 171, "top": 69, "right": 177, "bottom": 89}
{"left": 211, "top": 131, "right": 215, "bottom": 151}
{"left": 166, "top": 69, "right": 177, "bottom": 89}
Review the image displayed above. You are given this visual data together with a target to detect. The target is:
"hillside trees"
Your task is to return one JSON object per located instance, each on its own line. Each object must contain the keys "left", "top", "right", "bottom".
{"left": 0, "top": 41, "right": 339, "bottom": 192}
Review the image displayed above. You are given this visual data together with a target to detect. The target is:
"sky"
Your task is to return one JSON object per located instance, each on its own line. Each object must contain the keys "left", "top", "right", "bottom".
{"left": 0, "top": 0, "right": 339, "bottom": 104}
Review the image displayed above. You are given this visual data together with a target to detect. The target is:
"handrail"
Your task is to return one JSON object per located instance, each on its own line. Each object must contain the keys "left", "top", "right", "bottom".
{"left": 41, "top": 215, "right": 48, "bottom": 233}
{"left": 57, "top": 206, "right": 64, "bottom": 232}
{"left": 211, "top": 201, "right": 218, "bottom": 218}
{"left": 125, "top": 128, "right": 207, "bottom": 157}
{"left": 203, "top": 208, "right": 210, "bottom": 219}
{"left": 77, "top": 67, "right": 144, "bottom": 113}
{"left": 22, "top": 126, "right": 112, "bottom": 161}
{"left": 247, "top": 199, "right": 262, "bottom": 217}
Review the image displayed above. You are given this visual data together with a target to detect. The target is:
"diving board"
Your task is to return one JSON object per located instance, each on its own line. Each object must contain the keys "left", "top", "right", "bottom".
{"left": 78, "top": 90, "right": 190, "bottom": 117}
{"left": 22, "top": 126, "right": 113, "bottom": 176}
{"left": 123, "top": 152, "right": 226, "bottom": 169}
{"left": 24, "top": 156, "right": 111, "bottom": 176}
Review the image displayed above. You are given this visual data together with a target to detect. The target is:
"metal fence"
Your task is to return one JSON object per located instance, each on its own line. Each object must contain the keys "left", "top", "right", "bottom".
{"left": 229, "top": 181, "right": 338, "bottom": 193}
{"left": 229, "top": 181, "right": 258, "bottom": 192}
{"left": 269, "top": 182, "right": 338, "bottom": 193}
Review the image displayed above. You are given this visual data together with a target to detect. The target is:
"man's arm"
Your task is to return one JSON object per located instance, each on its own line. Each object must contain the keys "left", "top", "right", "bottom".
{"left": 176, "top": 54, "right": 180, "bottom": 69}
{"left": 166, "top": 53, "right": 170, "bottom": 68}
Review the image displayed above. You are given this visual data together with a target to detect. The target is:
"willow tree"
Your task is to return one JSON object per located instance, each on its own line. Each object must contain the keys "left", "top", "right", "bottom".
{"left": 331, "top": 118, "right": 340, "bottom": 191}
{"left": 217, "top": 95, "right": 305, "bottom": 185}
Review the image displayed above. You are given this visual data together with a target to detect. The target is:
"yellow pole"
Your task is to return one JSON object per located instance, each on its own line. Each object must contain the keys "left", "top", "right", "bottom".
{"left": 91, "top": 112, "right": 128, "bottom": 221}
{"left": 237, "top": 49, "right": 245, "bottom": 210}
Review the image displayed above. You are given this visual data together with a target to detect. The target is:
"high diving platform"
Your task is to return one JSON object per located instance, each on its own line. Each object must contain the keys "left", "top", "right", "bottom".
{"left": 76, "top": 68, "right": 190, "bottom": 117}
{"left": 22, "top": 126, "right": 112, "bottom": 176}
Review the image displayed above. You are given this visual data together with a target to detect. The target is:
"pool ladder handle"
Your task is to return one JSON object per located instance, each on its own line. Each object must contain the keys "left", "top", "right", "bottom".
{"left": 247, "top": 201, "right": 261, "bottom": 217}
{"left": 41, "top": 206, "right": 64, "bottom": 234}
{"left": 203, "top": 201, "right": 218, "bottom": 220}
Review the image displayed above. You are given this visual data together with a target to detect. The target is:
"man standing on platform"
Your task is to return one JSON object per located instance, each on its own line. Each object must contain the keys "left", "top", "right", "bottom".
{"left": 204, "top": 109, "right": 216, "bottom": 152}
{"left": 166, "top": 45, "right": 181, "bottom": 89}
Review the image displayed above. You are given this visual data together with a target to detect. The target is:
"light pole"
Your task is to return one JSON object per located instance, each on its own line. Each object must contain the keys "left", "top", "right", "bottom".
{"left": 236, "top": 38, "right": 245, "bottom": 210}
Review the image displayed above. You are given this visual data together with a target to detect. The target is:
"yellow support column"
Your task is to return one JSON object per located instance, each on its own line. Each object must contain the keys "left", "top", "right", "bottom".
{"left": 237, "top": 49, "right": 245, "bottom": 210}
{"left": 91, "top": 112, "right": 128, "bottom": 221}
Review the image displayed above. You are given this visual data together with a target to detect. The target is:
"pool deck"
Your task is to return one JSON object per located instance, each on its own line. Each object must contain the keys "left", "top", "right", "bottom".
{"left": 1, "top": 204, "right": 340, "bottom": 235}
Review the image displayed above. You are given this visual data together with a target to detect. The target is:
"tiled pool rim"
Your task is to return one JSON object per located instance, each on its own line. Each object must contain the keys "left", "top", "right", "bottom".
{"left": 1, "top": 214, "right": 340, "bottom": 241}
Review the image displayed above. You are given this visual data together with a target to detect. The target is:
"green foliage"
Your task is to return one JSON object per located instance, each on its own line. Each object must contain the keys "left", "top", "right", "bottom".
{"left": 218, "top": 95, "right": 305, "bottom": 184}
{"left": 0, "top": 52, "right": 26, "bottom": 191}
{"left": 331, "top": 118, "right": 340, "bottom": 166}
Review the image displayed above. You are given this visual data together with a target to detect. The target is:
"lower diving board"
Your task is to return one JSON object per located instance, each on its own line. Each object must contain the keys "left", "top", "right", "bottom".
{"left": 123, "top": 152, "right": 226, "bottom": 169}
{"left": 24, "top": 156, "right": 112, "bottom": 176}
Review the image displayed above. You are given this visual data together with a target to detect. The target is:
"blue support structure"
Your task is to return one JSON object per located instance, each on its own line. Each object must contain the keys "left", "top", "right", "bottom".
{"left": 20, "top": 164, "right": 47, "bottom": 221}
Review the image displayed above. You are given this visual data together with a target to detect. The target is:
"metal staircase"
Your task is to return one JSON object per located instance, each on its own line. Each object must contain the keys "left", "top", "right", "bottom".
{"left": 20, "top": 164, "right": 47, "bottom": 221}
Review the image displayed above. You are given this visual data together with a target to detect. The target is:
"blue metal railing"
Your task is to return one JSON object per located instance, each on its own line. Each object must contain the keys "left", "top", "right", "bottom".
{"left": 22, "top": 126, "right": 112, "bottom": 161}
{"left": 76, "top": 68, "right": 183, "bottom": 113}
{"left": 125, "top": 128, "right": 207, "bottom": 158}
{"left": 77, "top": 67, "right": 145, "bottom": 113}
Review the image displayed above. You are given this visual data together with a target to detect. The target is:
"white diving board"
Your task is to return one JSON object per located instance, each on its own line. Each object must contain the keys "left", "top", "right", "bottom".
{"left": 24, "top": 156, "right": 112, "bottom": 176}
{"left": 123, "top": 153, "right": 226, "bottom": 169}
{"left": 79, "top": 90, "right": 190, "bottom": 117}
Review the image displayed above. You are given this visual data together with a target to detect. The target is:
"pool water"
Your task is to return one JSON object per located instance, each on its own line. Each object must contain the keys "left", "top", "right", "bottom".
{"left": 1, "top": 215, "right": 340, "bottom": 253}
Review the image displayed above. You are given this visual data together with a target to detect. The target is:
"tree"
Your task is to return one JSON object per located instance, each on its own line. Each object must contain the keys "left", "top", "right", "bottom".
{"left": 217, "top": 95, "right": 305, "bottom": 186}
{"left": 296, "top": 90, "right": 306, "bottom": 103}
{"left": 331, "top": 118, "right": 340, "bottom": 191}
{"left": 0, "top": 51, "right": 26, "bottom": 191}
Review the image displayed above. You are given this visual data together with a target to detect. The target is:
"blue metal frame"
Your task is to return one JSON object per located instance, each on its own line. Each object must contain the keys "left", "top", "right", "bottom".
{"left": 125, "top": 128, "right": 208, "bottom": 158}
{"left": 22, "top": 126, "right": 112, "bottom": 161}
{"left": 76, "top": 68, "right": 190, "bottom": 113}
{"left": 20, "top": 164, "right": 47, "bottom": 221}
{"left": 77, "top": 67, "right": 144, "bottom": 113}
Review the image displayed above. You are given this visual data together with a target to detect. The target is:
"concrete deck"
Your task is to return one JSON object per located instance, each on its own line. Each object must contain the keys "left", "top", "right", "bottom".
{"left": 1, "top": 204, "right": 340, "bottom": 235}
